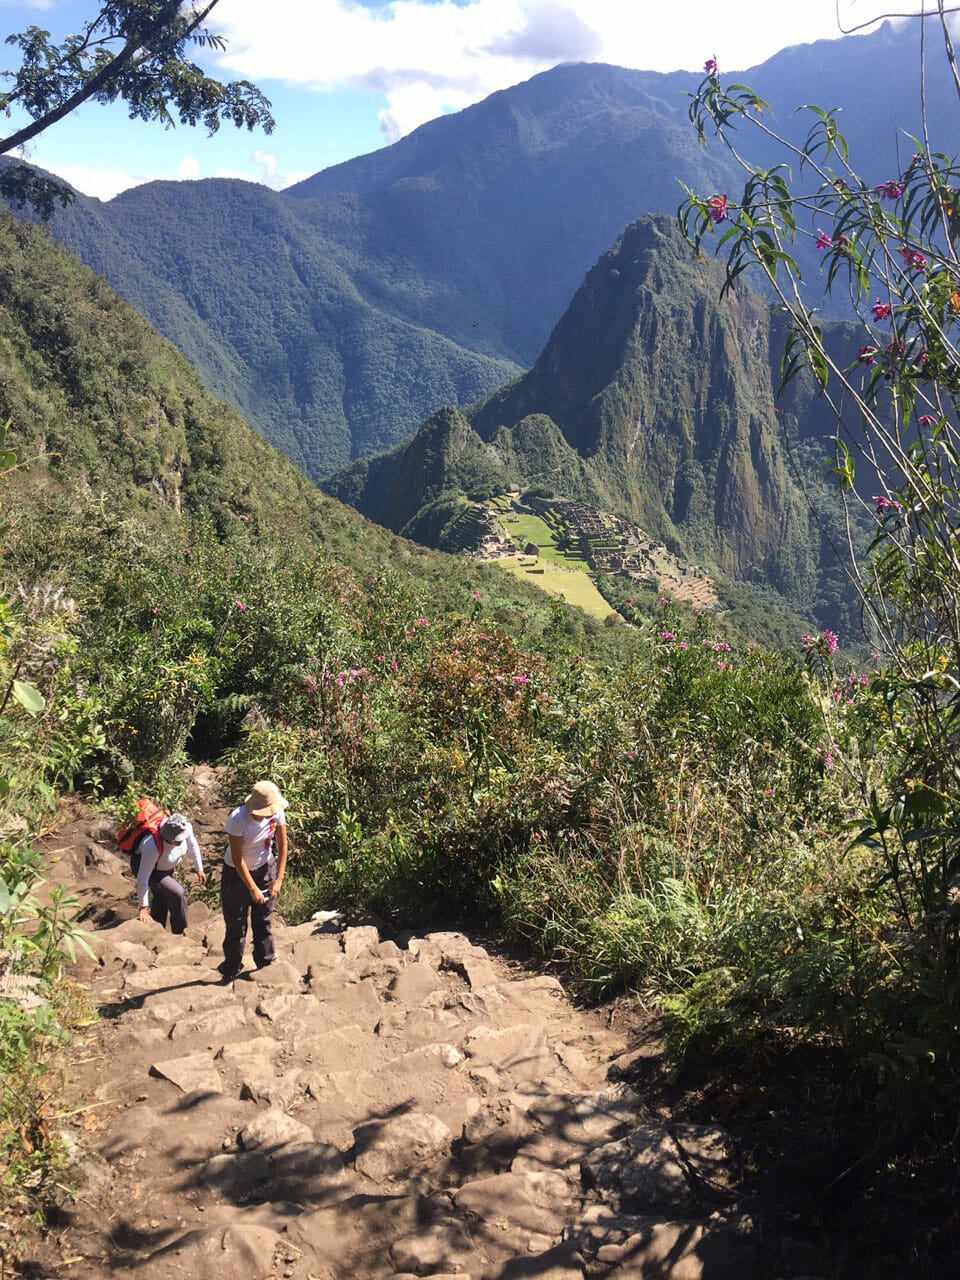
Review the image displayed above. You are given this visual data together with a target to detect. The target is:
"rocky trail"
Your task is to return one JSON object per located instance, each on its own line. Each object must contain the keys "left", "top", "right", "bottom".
{"left": 18, "top": 775, "right": 786, "bottom": 1280}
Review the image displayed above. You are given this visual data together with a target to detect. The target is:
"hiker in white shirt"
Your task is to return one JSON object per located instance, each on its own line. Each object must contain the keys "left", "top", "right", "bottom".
{"left": 219, "top": 780, "right": 289, "bottom": 979}
{"left": 135, "top": 813, "right": 206, "bottom": 934}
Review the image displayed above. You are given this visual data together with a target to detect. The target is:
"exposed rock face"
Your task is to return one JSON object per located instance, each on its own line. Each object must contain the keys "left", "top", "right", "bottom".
{"left": 326, "top": 218, "right": 853, "bottom": 618}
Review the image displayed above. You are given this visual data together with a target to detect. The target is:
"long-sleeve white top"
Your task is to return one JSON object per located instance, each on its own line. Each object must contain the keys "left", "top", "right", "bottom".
{"left": 135, "top": 823, "right": 204, "bottom": 908}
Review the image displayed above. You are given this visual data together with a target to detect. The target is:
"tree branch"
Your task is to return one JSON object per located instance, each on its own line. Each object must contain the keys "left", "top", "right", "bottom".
{"left": 0, "top": 0, "right": 222, "bottom": 157}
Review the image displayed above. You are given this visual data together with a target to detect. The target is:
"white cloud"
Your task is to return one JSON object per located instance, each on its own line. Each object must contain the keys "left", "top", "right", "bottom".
{"left": 209, "top": 0, "right": 907, "bottom": 142}
{"left": 177, "top": 155, "right": 201, "bottom": 180}
{"left": 40, "top": 164, "right": 142, "bottom": 202}
{"left": 38, "top": 150, "right": 310, "bottom": 201}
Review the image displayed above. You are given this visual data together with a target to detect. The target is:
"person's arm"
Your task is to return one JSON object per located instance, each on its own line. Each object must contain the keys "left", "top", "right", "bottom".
{"left": 228, "top": 833, "right": 266, "bottom": 905}
{"left": 186, "top": 825, "right": 206, "bottom": 886}
{"left": 268, "top": 823, "right": 287, "bottom": 900}
{"left": 136, "top": 838, "right": 159, "bottom": 922}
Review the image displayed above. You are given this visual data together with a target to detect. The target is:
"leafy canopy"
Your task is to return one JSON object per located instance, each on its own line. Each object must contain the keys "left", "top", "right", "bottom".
{"left": 0, "top": 1, "right": 274, "bottom": 214}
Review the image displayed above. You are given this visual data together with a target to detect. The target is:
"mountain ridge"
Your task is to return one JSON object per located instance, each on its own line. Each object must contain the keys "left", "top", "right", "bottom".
{"left": 324, "top": 216, "right": 862, "bottom": 630}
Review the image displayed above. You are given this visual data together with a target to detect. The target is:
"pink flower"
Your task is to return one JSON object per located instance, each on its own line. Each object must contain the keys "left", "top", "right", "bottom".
{"left": 764, "top": 787, "right": 776, "bottom": 798}
{"left": 716, "top": 660, "right": 727, "bottom": 671}
{"left": 659, "top": 631, "right": 675, "bottom": 641}
{"left": 391, "top": 659, "right": 398, "bottom": 671}
{"left": 858, "top": 346, "right": 877, "bottom": 366}
{"left": 802, "top": 630, "right": 838, "bottom": 655}
{"left": 472, "top": 590, "right": 481, "bottom": 600}
{"left": 678, "top": 642, "right": 688, "bottom": 651}
{"left": 707, "top": 194, "right": 728, "bottom": 224}
{"left": 512, "top": 673, "right": 530, "bottom": 685}
{"left": 877, "top": 179, "right": 904, "bottom": 200}
{"left": 871, "top": 299, "right": 891, "bottom": 321}
{"left": 815, "top": 228, "right": 832, "bottom": 250}
{"left": 658, "top": 597, "right": 668, "bottom": 606}
{"left": 704, "top": 55, "right": 718, "bottom": 75}
{"left": 874, "top": 494, "right": 903, "bottom": 515}
{"left": 233, "top": 599, "right": 246, "bottom": 611}
{"left": 822, "top": 749, "right": 834, "bottom": 770}
{"left": 918, "top": 414, "right": 936, "bottom": 426}
{"left": 151, "top": 605, "right": 161, "bottom": 615}
{"left": 532, "top": 830, "right": 545, "bottom": 843}
{"left": 899, "top": 245, "right": 928, "bottom": 272}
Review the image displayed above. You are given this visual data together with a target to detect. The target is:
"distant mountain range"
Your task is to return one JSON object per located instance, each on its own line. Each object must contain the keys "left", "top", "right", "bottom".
{"left": 324, "top": 217, "right": 862, "bottom": 630}
{"left": 10, "top": 20, "right": 950, "bottom": 482}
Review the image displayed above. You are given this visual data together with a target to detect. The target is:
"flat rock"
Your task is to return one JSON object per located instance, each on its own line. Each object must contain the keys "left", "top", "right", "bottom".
{"left": 520, "top": 1088, "right": 638, "bottom": 1145}
{"left": 290, "top": 930, "right": 343, "bottom": 974}
{"left": 499, "top": 1242, "right": 586, "bottom": 1279}
{"left": 98, "top": 1103, "right": 163, "bottom": 1159}
{"left": 389, "top": 960, "right": 445, "bottom": 1006}
{"left": 390, "top": 1219, "right": 477, "bottom": 1274}
{"left": 581, "top": 1124, "right": 735, "bottom": 1214}
{"left": 342, "top": 925, "right": 379, "bottom": 961}
{"left": 239, "top": 1107, "right": 314, "bottom": 1151}
{"left": 243, "top": 958, "right": 302, "bottom": 988}
{"left": 96, "top": 938, "right": 156, "bottom": 970}
{"left": 217, "top": 1036, "right": 282, "bottom": 1067}
{"left": 145, "top": 984, "right": 236, "bottom": 1020}
{"left": 267, "top": 1140, "right": 348, "bottom": 1199}
{"left": 454, "top": 1169, "right": 574, "bottom": 1238}
{"left": 354, "top": 1112, "right": 452, "bottom": 1182}
{"left": 198, "top": 1150, "right": 271, "bottom": 1197}
{"left": 310, "top": 974, "right": 382, "bottom": 1029}
{"left": 297, "top": 1024, "right": 382, "bottom": 1077}
{"left": 409, "top": 931, "right": 488, "bottom": 970}
{"left": 255, "top": 992, "right": 320, "bottom": 1024}
{"left": 169, "top": 1006, "right": 247, "bottom": 1042}
{"left": 240, "top": 1065, "right": 302, "bottom": 1108}
{"left": 156, "top": 936, "right": 207, "bottom": 966}
{"left": 158, "top": 1092, "right": 254, "bottom": 1164}
{"left": 150, "top": 1052, "right": 222, "bottom": 1095}
{"left": 575, "top": 1217, "right": 759, "bottom": 1279}
{"left": 202, "top": 917, "right": 227, "bottom": 951}
{"left": 124, "top": 965, "right": 223, "bottom": 997}
{"left": 463, "top": 1024, "right": 550, "bottom": 1077}
{"left": 138, "top": 1223, "right": 282, "bottom": 1280}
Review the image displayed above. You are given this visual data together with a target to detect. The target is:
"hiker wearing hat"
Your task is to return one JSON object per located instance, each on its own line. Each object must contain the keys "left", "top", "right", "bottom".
{"left": 135, "top": 813, "right": 206, "bottom": 934}
{"left": 219, "top": 780, "right": 289, "bottom": 979}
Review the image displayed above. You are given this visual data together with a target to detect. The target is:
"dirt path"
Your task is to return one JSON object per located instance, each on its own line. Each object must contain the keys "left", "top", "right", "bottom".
{"left": 19, "top": 774, "right": 769, "bottom": 1280}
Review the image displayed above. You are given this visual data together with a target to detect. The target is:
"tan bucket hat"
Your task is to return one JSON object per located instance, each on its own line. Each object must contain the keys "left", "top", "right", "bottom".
{"left": 244, "top": 780, "right": 289, "bottom": 818}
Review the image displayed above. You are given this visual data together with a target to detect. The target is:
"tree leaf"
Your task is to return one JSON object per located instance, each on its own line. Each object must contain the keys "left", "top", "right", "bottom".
{"left": 12, "top": 680, "right": 45, "bottom": 716}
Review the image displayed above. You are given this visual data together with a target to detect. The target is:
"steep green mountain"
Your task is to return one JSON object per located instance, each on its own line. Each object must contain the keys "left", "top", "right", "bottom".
{"left": 325, "top": 217, "right": 861, "bottom": 627}
{"left": 0, "top": 207, "right": 634, "bottom": 661}
{"left": 14, "top": 22, "right": 948, "bottom": 481}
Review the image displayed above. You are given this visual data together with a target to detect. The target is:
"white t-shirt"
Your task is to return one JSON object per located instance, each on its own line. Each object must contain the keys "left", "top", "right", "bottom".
{"left": 135, "top": 823, "right": 204, "bottom": 909}
{"left": 224, "top": 805, "right": 286, "bottom": 871}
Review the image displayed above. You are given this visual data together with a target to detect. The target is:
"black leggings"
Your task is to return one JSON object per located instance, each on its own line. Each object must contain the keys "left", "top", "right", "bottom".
{"left": 220, "top": 859, "right": 276, "bottom": 969}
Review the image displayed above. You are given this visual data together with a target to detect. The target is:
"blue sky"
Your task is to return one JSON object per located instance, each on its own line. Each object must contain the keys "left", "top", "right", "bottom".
{"left": 0, "top": 1, "right": 914, "bottom": 200}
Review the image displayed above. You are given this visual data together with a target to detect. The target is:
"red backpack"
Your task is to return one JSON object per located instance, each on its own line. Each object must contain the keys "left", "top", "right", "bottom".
{"left": 117, "top": 798, "right": 168, "bottom": 875}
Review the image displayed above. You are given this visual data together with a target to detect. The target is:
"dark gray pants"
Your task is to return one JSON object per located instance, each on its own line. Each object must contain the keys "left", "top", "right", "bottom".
{"left": 148, "top": 870, "right": 188, "bottom": 934}
{"left": 220, "top": 859, "right": 276, "bottom": 970}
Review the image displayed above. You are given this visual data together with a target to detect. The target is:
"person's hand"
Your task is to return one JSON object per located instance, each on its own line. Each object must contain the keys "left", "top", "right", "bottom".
{"left": 137, "top": 906, "right": 151, "bottom": 923}
{"left": 196, "top": 871, "right": 207, "bottom": 887}
{"left": 268, "top": 877, "right": 283, "bottom": 901}
{"left": 249, "top": 887, "right": 267, "bottom": 906}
